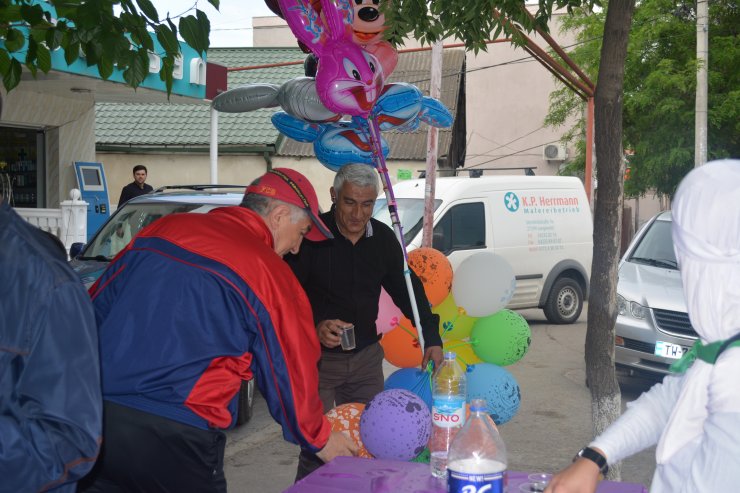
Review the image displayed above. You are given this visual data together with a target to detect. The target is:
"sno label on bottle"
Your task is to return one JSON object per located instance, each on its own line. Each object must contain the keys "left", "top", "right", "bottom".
{"left": 447, "top": 469, "right": 504, "bottom": 493}
{"left": 432, "top": 397, "right": 466, "bottom": 428}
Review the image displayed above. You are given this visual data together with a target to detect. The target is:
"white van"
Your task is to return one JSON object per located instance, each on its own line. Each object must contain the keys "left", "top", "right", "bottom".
{"left": 373, "top": 175, "right": 593, "bottom": 324}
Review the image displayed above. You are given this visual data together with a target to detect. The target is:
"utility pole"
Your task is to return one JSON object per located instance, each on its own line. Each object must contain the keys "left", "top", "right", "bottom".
{"left": 422, "top": 40, "right": 443, "bottom": 248}
{"left": 695, "top": 0, "right": 708, "bottom": 167}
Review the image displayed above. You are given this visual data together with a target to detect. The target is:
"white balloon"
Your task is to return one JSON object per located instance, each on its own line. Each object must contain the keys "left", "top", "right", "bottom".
{"left": 212, "top": 84, "right": 280, "bottom": 113}
{"left": 452, "top": 252, "right": 516, "bottom": 317}
{"left": 277, "top": 77, "right": 340, "bottom": 123}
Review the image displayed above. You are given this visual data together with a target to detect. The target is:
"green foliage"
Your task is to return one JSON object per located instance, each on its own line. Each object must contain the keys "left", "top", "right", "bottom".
{"left": 382, "top": 0, "right": 602, "bottom": 52}
{"left": 547, "top": 0, "right": 739, "bottom": 198}
{"left": 0, "top": 0, "right": 219, "bottom": 95}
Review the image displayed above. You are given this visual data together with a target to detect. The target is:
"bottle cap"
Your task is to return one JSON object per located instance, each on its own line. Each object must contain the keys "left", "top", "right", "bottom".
{"left": 469, "top": 398, "right": 488, "bottom": 412}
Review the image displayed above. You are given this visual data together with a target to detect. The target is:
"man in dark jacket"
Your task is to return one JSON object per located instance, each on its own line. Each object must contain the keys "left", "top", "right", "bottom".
{"left": 117, "top": 164, "right": 153, "bottom": 205}
{"left": 0, "top": 195, "right": 102, "bottom": 492}
{"left": 286, "top": 163, "right": 443, "bottom": 480}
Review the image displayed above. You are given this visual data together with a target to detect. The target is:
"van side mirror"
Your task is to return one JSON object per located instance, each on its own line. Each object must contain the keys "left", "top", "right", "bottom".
{"left": 69, "top": 242, "right": 85, "bottom": 259}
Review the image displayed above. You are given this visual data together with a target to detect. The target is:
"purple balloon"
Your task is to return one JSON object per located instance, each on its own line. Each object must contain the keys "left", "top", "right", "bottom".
{"left": 359, "top": 389, "right": 431, "bottom": 461}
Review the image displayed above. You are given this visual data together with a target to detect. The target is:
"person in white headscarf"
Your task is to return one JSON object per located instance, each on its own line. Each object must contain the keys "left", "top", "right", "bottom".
{"left": 546, "top": 159, "right": 740, "bottom": 493}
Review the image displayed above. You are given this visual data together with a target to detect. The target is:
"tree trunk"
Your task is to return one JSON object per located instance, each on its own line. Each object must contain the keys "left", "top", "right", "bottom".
{"left": 586, "top": 0, "right": 636, "bottom": 481}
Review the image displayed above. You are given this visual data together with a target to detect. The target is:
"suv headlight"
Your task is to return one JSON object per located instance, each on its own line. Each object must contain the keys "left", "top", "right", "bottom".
{"left": 617, "top": 294, "right": 648, "bottom": 319}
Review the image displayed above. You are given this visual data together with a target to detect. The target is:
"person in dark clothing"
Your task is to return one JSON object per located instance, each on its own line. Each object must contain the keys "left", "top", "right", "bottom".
{"left": 118, "top": 164, "right": 153, "bottom": 206}
{"left": 0, "top": 194, "right": 103, "bottom": 492}
{"left": 286, "top": 163, "right": 443, "bottom": 481}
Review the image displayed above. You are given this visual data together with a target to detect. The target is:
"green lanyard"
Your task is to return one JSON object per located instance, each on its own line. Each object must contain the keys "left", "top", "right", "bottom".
{"left": 670, "top": 333, "right": 740, "bottom": 374}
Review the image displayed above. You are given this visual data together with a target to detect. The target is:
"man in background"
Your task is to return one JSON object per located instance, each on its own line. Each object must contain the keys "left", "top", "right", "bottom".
{"left": 118, "top": 164, "right": 153, "bottom": 205}
{"left": 0, "top": 191, "right": 102, "bottom": 492}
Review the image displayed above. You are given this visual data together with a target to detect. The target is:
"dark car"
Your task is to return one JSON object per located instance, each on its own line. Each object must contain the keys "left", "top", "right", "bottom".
{"left": 70, "top": 186, "right": 255, "bottom": 425}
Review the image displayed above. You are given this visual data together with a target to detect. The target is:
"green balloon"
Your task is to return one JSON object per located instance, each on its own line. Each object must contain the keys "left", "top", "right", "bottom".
{"left": 411, "top": 447, "right": 430, "bottom": 463}
{"left": 471, "top": 310, "right": 531, "bottom": 366}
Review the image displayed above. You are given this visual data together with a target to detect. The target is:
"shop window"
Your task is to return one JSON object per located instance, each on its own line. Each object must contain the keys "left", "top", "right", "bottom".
{"left": 0, "top": 126, "right": 44, "bottom": 208}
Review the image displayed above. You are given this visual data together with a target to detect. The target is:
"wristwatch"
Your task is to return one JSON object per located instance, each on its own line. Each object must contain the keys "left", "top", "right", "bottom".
{"left": 575, "top": 446, "right": 609, "bottom": 476}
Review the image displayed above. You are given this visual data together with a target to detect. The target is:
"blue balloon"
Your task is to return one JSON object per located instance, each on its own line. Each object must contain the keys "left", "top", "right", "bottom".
{"left": 271, "top": 112, "right": 389, "bottom": 171}
{"left": 271, "top": 111, "right": 321, "bottom": 143}
{"left": 384, "top": 368, "right": 433, "bottom": 410}
{"left": 371, "top": 83, "right": 423, "bottom": 130}
{"left": 418, "top": 96, "right": 454, "bottom": 128}
{"left": 467, "top": 363, "right": 521, "bottom": 425}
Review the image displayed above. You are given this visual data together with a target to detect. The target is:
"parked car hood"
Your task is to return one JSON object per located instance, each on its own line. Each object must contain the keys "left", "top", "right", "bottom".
{"left": 618, "top": 260, "right": 686, "bottom": 312}
{"left": 70, "top": 258, "right": 108, "bottom": 289}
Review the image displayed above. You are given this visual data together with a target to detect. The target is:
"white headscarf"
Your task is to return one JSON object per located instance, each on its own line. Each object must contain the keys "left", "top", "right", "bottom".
{"left": 656, "top": 159, "right": 740, "bottom": 463}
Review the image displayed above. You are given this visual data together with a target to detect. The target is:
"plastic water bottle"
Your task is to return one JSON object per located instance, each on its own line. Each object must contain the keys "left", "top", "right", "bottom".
{"left": 446, "top": 399, "right": 508, "bottom": 493}
{"left": 430, "top": 351, "right": 467, "bottom": 478}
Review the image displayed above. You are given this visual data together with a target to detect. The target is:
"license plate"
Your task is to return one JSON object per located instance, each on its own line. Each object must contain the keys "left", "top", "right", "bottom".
{"left": 655, "top": 341, "right": 687, "bottom": 359}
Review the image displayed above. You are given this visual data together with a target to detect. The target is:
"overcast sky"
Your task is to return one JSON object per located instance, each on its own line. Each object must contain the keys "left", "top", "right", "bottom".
{"left": 153, "top": 0, "right": 277, "bottom": 47}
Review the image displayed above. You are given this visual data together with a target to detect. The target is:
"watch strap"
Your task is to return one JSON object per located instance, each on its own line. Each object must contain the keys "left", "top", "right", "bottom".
{"left": 576, "top": 446, "right": 609, "bottom": 475}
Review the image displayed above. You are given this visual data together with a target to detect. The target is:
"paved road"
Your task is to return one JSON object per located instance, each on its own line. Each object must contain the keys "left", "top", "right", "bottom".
{"left": 224, "top": 307, "right": 657, "bottom": 492}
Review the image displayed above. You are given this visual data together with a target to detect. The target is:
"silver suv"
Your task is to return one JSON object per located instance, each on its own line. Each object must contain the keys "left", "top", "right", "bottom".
{"left": 70, "top": 185, "right": 255, "bottom": 425}
{"left": 615, "top": 211, "right": 696, "bottom": 379}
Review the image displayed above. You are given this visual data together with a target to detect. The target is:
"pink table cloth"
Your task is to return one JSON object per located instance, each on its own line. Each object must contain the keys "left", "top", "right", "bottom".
{"left": 284, "top": 456, "right": 649, "bottom": 493}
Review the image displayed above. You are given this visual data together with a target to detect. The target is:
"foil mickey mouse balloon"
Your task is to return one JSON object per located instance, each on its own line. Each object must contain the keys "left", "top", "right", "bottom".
{"left": 267, "top": 0, "right": 398, "bottom": 77}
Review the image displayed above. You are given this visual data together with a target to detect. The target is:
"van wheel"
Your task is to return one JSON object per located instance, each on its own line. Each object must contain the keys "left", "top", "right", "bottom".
{"left": 236, "top": 379, "right": 255, "bottom": 426}
{"left": 544, "top": 277, "right": 583, "bottom": 324}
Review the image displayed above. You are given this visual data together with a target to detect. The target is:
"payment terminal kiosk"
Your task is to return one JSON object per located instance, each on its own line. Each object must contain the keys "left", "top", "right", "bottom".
{"left": 74, "top": 161, "right": 110, "bottom": 241}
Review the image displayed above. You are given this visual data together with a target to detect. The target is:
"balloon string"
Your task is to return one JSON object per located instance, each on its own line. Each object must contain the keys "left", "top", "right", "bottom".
{"left": 445, "top": 341, "right": 471, "bottom": 351}
{"left": 396, "top": 321, "right": 419, "bottom": 344}
{"left": 361, "top": 116, "right": 425, "bottom": 351}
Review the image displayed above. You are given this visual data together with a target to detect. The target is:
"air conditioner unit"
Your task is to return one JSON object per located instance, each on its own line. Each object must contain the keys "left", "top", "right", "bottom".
{"left": 543, "top": 144, "right": 568, "bottom": 161}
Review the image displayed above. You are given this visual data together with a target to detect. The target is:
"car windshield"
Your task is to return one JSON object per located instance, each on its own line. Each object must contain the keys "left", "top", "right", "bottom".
{"left": 373, "top": 198, "right": 442, "bottom": 246}
{"left": 628, "top": 218, "right": 678, "bottom": 269}
{"left": 81, "top": 202, "right": 222, "bottom": 260}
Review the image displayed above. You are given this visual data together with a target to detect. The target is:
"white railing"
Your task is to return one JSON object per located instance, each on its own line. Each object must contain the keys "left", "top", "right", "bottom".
{"left": 15, "top": 189, "right": 88, "bottom": 256}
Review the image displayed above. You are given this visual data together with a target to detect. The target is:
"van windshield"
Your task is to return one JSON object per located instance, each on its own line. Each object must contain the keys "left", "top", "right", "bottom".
{"left": 629, "top": 219, "right": 678, "bottom": 270}
{"left": 373, "top": 198, "right": 442, "bottom": 246}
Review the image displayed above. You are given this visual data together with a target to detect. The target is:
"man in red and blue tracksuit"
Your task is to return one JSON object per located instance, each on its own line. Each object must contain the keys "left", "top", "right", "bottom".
{"left": 79, "top": 169, "right": 357, "bottom": 492}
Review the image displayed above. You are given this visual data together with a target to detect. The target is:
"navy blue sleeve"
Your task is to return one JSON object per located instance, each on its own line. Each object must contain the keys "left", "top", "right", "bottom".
{"left": 0, "top": 278, "right": 102, "bottom": 492}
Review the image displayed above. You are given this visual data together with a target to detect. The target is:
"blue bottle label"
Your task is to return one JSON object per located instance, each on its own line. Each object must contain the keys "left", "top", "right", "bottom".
{"left": 447, "top": 470, "right": 505, "bottom": 493}
{"left": 432, "top": 397, "right": 466, "bottom": 429}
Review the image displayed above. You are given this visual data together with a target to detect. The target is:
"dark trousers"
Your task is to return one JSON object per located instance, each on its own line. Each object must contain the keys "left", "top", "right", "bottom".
{"left": 78, "top": 401, "right": 227, "bottom": 493}
{"left": 295, "top": 343, "right": 385, "bottom": 482}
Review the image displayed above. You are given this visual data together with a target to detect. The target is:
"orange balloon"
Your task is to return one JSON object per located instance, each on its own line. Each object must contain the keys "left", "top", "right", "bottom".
{"left": 380, "top": 317, "right": 423, "bottom": 368}
{"left": 408, "top": 247, "right": 453, "bottom": 306}
{"left": 326, "top": 403, "right": 373, "bottom": 458}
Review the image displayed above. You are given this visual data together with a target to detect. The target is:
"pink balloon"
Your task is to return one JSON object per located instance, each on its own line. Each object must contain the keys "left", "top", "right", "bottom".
{"left": 376, "top": 287, "right": 403, "bottom": 335}
{"left": 278, "top": 0, "right": 385, "bottom": 117}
